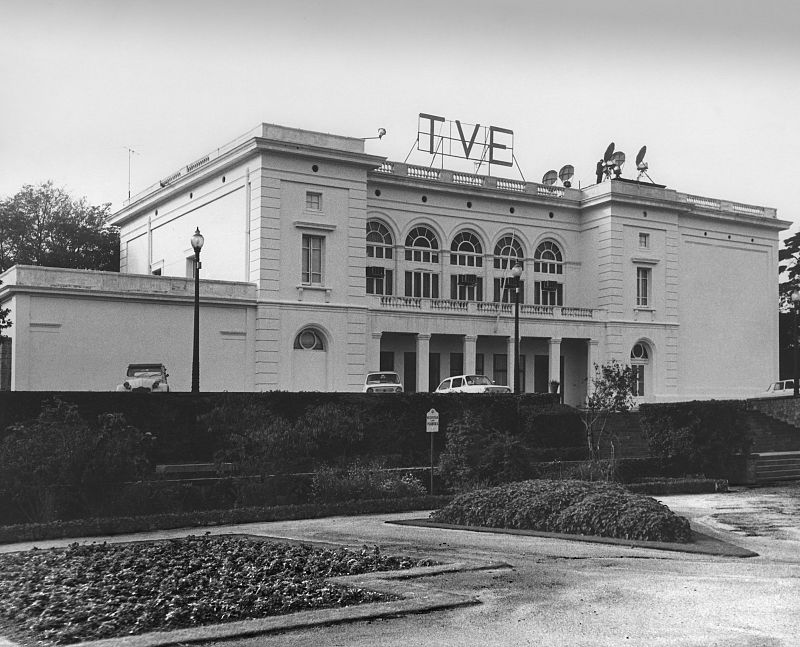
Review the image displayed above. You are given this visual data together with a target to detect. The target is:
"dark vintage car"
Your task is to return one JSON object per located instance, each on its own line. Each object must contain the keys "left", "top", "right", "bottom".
{"left": 116, "top": 364, "right": 170, "bottom": 392}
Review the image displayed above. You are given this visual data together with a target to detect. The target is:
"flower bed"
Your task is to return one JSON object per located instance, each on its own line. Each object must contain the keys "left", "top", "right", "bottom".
{"left": 0, "top": 535, "right": 436, "bottom": 645}
{"left": 430, "top": 479, "right": 692, "bottom": 543}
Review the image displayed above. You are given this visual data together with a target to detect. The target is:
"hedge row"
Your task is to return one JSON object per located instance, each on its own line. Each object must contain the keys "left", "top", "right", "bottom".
{"left": 0, "top": 495, "right": 453, "bottom": 544}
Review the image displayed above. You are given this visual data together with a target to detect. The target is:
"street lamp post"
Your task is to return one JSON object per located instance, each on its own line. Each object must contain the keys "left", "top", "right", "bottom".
{"left": 190, "top": 228, "right": 204, "bottom": 394}
{"left": 793, "top": 290, "right": 800, "bottom": 397}
{"left": 510, "top": 262, "right": 523, "bottom": 394}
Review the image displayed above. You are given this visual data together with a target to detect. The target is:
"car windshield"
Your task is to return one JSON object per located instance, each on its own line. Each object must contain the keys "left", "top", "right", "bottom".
{"left": 467, "top": 375, "right": 492, "bottom": 385}
{"left": 366, "top": 373, "right": 399, "bottom": 384}
{"left": 128, "top": 366, "right": 163, "bottom": 377}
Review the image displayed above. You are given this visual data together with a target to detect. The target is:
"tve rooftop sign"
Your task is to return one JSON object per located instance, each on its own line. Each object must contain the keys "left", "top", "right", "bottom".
{"left": 417, "top": 113, "right": 514, "bottom": 167}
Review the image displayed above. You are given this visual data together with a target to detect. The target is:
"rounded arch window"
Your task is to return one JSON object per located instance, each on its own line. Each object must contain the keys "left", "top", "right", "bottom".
{"left": 366, "top": 220, "right": 393, "bottom": 259}
{"left": 294, "top": 328, "right": 326, "bottom": 351}
{"left": 630, "top": 341, "right": 651, "bottom": 397}
{"left": 493, "top": 235, "right": 524, "bottom": 269}
{"left": 405, "top": 226, "right": 439, "bottom": 263}
{"left": 534, "top": 240, "right": 563, "bottom": 274}
{"left": 450, "top": 231, "right": 483, "bottom": 267}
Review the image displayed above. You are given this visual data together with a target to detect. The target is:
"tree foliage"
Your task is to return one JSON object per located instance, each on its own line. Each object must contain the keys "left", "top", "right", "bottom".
{"left": 583, "top": 360, "right": 638, "bottom": 461}
{"left": 778, "top": 230, "right": 800, "bottom": 310}
{"left": 0, "top": 280, "right": 10, "bottom": 340}
{"left": 0, "top": 181, "right": 119, "bottom": 272}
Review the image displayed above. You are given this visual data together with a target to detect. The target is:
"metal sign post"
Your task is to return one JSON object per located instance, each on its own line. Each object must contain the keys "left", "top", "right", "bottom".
{"left": 426, "top": 408, "right": 439, "bottom": 495}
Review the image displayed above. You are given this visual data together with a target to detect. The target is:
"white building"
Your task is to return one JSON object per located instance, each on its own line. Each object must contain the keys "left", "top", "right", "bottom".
{"left": 0, "top": 122, "right": 788, "bottom": 403}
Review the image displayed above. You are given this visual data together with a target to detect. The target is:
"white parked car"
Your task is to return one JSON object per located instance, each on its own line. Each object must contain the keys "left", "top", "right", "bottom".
{"left": 116, "top": 364, "right": 170, "bottom": 392}
{"left": 363, "top": 371, "right": 403, "bottom": 393}
{"left": 435, "top": 374, "right": 512, "bottom": 394}
{"left": 763, "top": 380, "right": 795, "bottom": 397}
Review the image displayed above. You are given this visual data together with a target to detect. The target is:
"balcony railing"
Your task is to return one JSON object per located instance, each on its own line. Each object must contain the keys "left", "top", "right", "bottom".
{"left": 373, "top": 296, "right": 603, "bottom": 320}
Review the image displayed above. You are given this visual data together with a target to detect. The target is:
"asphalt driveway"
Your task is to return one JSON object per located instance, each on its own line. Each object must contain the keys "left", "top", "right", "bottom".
{"left": 2, "top": 484, "right": 800, "bottom": 647}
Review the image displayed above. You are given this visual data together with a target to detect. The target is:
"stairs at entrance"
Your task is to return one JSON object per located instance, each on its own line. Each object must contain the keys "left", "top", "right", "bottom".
{"left": 754, "top": 452, "right": 800, "bottom": 483}
{"left": 744, "top": 408, "right": 800, "bottom": 483}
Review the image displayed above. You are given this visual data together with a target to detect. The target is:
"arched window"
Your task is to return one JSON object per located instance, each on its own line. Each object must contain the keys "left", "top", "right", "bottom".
{"left": 366, "top": 221, "right": 393, "bottom": 259}
{"left": 493, "top": 236, "right": 524, "bottom": 269}
{"left": 450, "top": 231, "right": 483, "bottom": 267}
{"left": 533, "top": 241, "right": 563, "bottom": 274}
{"left": 294, "top": 327, "right": 325, "bottom": 351}
{"left": 630, "top": 342, "right": 650, "bottom": 397}
{"left": 405, "top": 226, "right": 439, "bottom": 263}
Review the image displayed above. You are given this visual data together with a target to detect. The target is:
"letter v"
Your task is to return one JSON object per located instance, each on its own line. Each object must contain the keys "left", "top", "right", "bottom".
{"left": 455, "top": 120, "right": 481, "bottom": 159}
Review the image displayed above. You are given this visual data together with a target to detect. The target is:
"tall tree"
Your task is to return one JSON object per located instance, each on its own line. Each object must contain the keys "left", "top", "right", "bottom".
{"left": 778, "top": 230, "right": 800, "bottom": 310}
{"left": 0, "top": 182, "right": 119, "bottom": 272}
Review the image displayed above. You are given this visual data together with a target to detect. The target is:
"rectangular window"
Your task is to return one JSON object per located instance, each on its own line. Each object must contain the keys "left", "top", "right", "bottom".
{"left": 306, "top": 191, "right": 322, "bottom": 211}
{"left": 534, "top": 281, "right": 563, "bottom": 306}
{"left": 366, "top": 268, "right": 393, "bottom": 295}
{"left": 302, "top": 235, "right": 323, "bottom": 284}
{"left": 639, "top": 232, "right": 650, "bottom": 249}
{"left": 450, "top": 275, "right": 483, "bottom": 301}
{"left": 404, "top": 271, "right": 439, "bottom": 298}
{"left": 475, "top": 353, "right": 484, "bottom": 376}
{"left": 636, "top": 267, "right": 651, "bottom": 307}
{"left": 633, "top": 364, "right": 645, "bottom": 396}
{"left": 493, "top": 354, "right": 508, "bottom": 386}
{"left": 185, "top": 257, "right": 196, "bottom": 278}
{"left": 493, "top": 278, "right": 524, "bottom": 303}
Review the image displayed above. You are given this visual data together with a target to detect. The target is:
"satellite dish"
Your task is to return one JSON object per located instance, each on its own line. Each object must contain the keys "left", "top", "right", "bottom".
{"left": 636, "top": 145, "right": 647, "bottom": 167}
{"left": 558, "top": 164, "right": 574, "bottom": 188}
{"left": 611, "top": 151, "right": 626, "bottom": 168}
{"left": 542, "top": 170, "right": 558, "bottom": 186}
{"left": 603, "top": 142, "right": 615, "bottom": 162}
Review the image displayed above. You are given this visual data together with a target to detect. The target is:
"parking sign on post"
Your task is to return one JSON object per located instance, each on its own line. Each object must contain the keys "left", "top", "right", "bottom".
{"left": 426, "top": 408, "right": 439, "bottom": 433}
{"left": 426, "top": 409, "right": 438, "bottom": 495}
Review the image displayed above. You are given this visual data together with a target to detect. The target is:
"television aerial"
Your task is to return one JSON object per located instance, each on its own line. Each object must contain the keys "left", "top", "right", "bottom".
{"left": 636, "top": 145, "right": 654, "bottom": 182}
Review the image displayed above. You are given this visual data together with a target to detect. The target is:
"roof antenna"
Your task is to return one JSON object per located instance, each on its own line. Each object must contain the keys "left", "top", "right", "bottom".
{"left": 124, "top": 146, "right": 140, "bottom": 199}
{"left": 364, "top": 128, "right": 387, "bottom": 140}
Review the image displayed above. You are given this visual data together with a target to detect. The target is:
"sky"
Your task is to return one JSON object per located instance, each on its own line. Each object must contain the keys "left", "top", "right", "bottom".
{"left": 1, "top": 0, "right": 799, "bottom": 236}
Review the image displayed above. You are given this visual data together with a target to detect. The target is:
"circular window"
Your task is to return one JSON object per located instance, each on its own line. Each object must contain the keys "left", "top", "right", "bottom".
{"left": 631, "top": 343, "right": 649, "bottom": 360}
{"left": 294, "top": 328, "right": 325, "bottom": 351}
{"left": 312, "top": 165, "right": 319, "bottom": 173}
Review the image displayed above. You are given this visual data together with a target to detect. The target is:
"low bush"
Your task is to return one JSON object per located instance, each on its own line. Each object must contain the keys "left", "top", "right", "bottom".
{"left": 430, "top": 479, "right": 692, "bottom": 542}
{"left": 639, "top": 401, "right": 752, "bottom": 477}
{"left": 311, "top": 461, "right": 426, "bottom": 503}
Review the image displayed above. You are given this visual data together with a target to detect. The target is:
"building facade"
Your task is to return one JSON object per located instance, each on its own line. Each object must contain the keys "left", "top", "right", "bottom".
{"left": 0, "top": 123, "right": 788, "bottom": 403}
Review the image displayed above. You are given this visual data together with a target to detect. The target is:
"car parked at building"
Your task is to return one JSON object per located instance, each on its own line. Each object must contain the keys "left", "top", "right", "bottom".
{"left": 116, "top": 364, "right": 170, "bottom": 392}
{"left": 363, "top": 371, "right": 403, "bottom": 393}
{"left": 763, "top": 379, "right": 796, "bottom": 397}
{"left": 435, "top": 374, "right": 512, "bottom": 394}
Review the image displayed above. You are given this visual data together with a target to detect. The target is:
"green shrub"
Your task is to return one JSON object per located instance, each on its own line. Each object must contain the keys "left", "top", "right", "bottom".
{"left": 0, "top": 400, "right": 154, "bottom": 523}
{"left": 430, "top": 479, "right": 692, "bottom": 542}
{"left": 639, "top": 401, "right": 752, "bottom": 477}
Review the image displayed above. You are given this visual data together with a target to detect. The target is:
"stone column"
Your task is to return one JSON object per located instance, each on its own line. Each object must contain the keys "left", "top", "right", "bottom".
{"left": 367, "top": 332, "right": 382, "bottom": 371}
{"left": 464, "top": 335, "right": 477, "bottom": 375}
{"left": 587, "top": 339, "right": 599, "bottom": 399}
{"left": 507, "top": 336, "right": 516, "bottom": 389}
{"left": 416, "top": 333, "right": 431, "bottom": 393}
{"left": 549, "top": 337, "right": 562, "bottom": 386}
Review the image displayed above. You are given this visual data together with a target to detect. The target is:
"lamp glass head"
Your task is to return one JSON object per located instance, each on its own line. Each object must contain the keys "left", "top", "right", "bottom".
{"left": 191, "top": 228, "right": 205, "bottom": 252}
{"left": 511, "top": 262, "right": 523, "bottom": 278}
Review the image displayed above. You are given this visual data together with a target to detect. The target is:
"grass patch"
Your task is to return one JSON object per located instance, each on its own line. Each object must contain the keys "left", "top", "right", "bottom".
{"left": 0, "top": 534, "right": 436, "bottom": 645}
{"left": 430, "top": 479, "right": 692, "bottom": 543}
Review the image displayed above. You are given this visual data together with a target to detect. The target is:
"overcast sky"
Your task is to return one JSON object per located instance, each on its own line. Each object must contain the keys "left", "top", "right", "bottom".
{"left": 2, "top": 0, "right": 798, "bottom": 235}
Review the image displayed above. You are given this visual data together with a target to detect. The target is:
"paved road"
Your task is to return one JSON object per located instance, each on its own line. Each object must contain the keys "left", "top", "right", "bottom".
{"left": 3, "top": 484, "right": 800, "bottom": 646}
